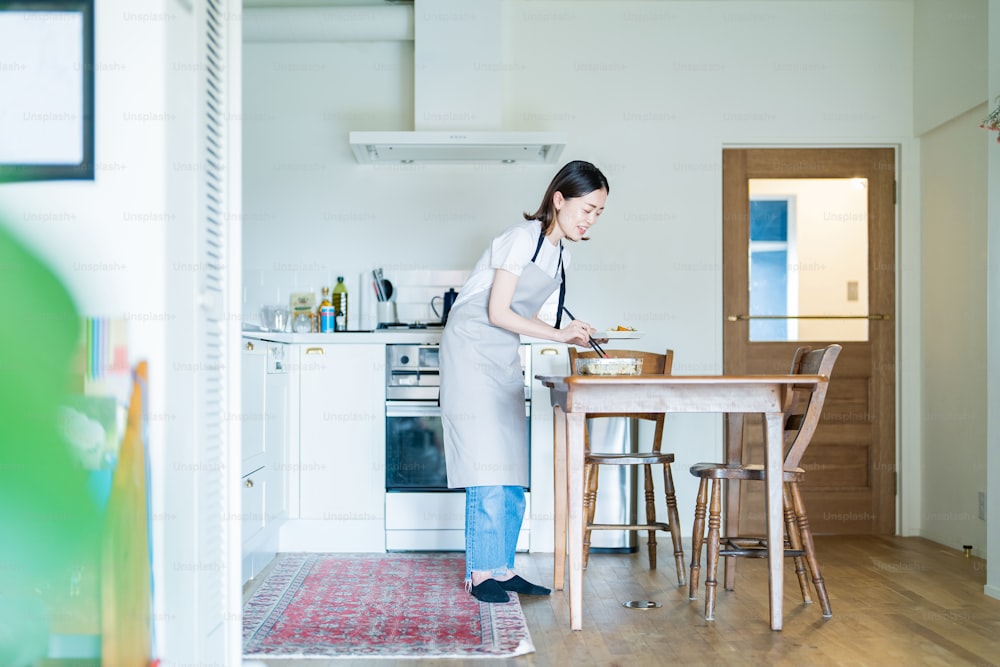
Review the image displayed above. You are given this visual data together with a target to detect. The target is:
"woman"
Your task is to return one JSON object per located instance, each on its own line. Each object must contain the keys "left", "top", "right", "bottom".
{"left": 440, "top": 160, "right": 610, "bottom": 603}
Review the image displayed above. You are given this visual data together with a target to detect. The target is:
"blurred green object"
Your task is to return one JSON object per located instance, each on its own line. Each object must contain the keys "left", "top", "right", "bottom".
{"left": 0, "top": 220, "right": 102, "bottom": 665}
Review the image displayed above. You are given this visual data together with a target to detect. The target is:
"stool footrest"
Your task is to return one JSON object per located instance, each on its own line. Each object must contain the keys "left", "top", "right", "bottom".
{"left": 719, "top": 536, "right": 804, "bottom": 559}
{"left": 589, "top": 522, "right": 670, "bottom": 531}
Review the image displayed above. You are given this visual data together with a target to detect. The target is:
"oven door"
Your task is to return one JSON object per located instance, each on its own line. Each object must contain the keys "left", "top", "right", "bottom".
{"left": 384, "top": 399, "right": 533, "bottom": 551}
{"left": 385, "top": 401, "right": 455, "bottom": 491}
{"left": 385, "top": 400, "right": 532, "bottom": 491}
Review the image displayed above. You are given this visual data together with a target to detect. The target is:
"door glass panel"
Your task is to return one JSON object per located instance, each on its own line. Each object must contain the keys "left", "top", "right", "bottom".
{"left": 748, "top": 178, "right": 869, "bottom": 342}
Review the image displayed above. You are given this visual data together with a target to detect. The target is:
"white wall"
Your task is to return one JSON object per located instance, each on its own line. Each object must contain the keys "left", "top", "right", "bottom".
{"left": 0, "top": 10, "right": 168, "bottom": 349}
{"left": 919, "top": 105, "right": 989, "bottom": 556}
{"left": 243, "top": 0, "right": 917, "bottom": 533}
{"left": 985, "top": 0, "right": 1000, "bottom": 599}
{"left": 914, "top": 0, "right": 989, "bottom": 134}
{"left": 914, "top": 0, "right": 991, "bottom": 558}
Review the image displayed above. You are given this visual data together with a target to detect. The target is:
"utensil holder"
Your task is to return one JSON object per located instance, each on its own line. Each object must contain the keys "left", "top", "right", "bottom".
{"left": 377, "top": 301, "right": 397, "bottom": 325}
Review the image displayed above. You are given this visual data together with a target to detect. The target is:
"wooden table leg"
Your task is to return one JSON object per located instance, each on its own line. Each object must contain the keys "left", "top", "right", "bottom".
{"left": 723, "top": 413, "right": 744, "bottom": 591}
{"left": 764, "top": 410, "right": 785, "bottom": 631}
{"left": 566, "top": 411, "right": 586, "bottom": 631}
{"left": 552, "top": 405, "right": 567, "bottom": 592}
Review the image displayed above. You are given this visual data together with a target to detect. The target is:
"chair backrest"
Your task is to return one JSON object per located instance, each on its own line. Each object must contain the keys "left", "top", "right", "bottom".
{"left": 781, "top": 344, "right": 842, "bottom": 469}
{"left": 568, "top": 348, "right": 674, "bottom": 451}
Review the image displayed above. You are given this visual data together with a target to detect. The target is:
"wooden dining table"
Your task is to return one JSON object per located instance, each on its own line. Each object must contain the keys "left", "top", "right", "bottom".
{"left": 536, "top": 373, "right": 827, "bottom": 631}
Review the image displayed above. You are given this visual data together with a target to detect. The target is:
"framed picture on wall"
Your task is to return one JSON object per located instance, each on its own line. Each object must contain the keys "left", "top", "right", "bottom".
{"left": 0, "top": 0, "right": 94, "bottom": 183}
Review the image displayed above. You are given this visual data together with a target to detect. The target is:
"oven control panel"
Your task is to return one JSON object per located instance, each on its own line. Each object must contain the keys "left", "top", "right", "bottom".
{"left": 386, "top": 344, "right": 530, "bottom": 401}
{"left": 386, "top": 345, "right": 441, "bottom": 400}
{"left": 387, "top": 344, "right": 439, "bottom": 372}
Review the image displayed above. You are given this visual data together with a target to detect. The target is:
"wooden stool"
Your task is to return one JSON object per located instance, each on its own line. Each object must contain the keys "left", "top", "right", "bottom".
{"left": 688, "top": 344, "right": 841, "bottom": 619}
{"left": 569, "top": 348, "right": 685, "bottom": 585}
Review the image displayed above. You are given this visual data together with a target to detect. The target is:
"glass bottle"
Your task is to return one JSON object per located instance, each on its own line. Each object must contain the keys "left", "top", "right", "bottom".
{"left": 318, "top": 286, "right": 335, "bottom": 333}
{"left": 332, "top": 276, "right": 348, "bottom": 331}
{"left": 293, "top": 311, "right": 313, "bottom": 333}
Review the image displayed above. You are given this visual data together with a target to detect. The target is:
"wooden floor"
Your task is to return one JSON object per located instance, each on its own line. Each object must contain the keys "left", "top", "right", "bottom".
{"left": 245, "top": 536, "right": 1000, "bottom": 667}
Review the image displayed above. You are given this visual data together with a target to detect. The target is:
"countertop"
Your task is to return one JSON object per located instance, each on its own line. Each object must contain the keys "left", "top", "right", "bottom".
{"left": 242, "top": 329, "right": 444, "bottom": 345}
{"left": 242, "top": 328, "right": 563, "bottom": 346}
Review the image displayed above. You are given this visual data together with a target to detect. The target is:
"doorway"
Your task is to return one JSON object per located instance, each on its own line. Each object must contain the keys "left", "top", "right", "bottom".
{"left": 722, "top": 147, "right": 896, "bottom": 535}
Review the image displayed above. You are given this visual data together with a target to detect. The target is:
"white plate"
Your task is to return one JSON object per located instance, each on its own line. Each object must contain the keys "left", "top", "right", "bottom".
{"left": 596, "top": 330, "right": 643, "bottom": 339}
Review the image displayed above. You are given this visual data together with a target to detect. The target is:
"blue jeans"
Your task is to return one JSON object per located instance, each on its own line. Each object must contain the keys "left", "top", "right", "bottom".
{"left": 465, "top": 485, "right": 525, "bottom": 580}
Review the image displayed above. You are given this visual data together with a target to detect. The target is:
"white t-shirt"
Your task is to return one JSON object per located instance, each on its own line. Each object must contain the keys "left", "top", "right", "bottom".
{"left": 452, "top": 220, "right": 570, "bottom": 309}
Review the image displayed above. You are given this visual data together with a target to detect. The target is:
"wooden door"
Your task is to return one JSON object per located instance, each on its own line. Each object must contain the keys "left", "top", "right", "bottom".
{"left": 723, "top": 147, "right": 896, "bottom": 535}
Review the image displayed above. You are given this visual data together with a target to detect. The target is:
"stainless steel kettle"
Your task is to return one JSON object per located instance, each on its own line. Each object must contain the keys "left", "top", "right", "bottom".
{"left": 431, "top": 288, "right": 458, "bottom": 324}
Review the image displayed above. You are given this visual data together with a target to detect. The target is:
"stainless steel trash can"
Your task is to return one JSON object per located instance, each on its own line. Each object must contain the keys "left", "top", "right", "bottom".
{"left": 586, "top": 416, "right": 639, "bottom": 552}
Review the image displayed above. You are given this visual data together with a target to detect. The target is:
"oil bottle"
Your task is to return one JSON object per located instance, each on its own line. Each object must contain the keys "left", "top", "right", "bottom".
{"left": 332, "top": 276, "right": 348, "bottom": 331}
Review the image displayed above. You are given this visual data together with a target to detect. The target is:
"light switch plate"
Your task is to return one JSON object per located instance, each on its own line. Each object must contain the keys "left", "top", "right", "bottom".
{"left": 847, "top": 280, "right": 859, "bottom": 301}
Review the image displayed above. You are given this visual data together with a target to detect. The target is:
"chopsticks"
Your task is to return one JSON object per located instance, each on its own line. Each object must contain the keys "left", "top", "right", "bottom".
{"left": 561, "top": 306, "right": 609, "bottom": 358}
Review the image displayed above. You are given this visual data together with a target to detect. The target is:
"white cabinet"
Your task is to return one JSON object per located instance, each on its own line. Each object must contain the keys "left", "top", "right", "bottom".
{"left": 241, "top": 339, "right": 290, "bottom": 582}
{"left": 528, "top": 342, "right": 569, "bottom": 552}
{"left": 272, "top": 339, "right": 562, "bottom": 554}
{"left": 264, "top": 343, "right": 290, "bottom": 530}
{"left": 279, "top": 343, "right": 386, "bottom": 552}
{"left": 242, "top": 339, "right": 267, "bottom": 463}
{"left": 242, "top": 465, "right": 266, "bottom": 546}
{"left": 241, "top": 339, "right": 267, "bottom": 563}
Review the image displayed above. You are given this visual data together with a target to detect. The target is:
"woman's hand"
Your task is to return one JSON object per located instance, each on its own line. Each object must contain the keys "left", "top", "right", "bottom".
{"left": 560, "top": 318, "right": 596, "bottom": 347}
{"left": 487, "top": 269, "right": 601, "bottom": 346}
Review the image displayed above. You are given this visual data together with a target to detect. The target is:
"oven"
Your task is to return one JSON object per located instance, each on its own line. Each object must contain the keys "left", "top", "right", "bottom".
{"left": 384, "top": 343, "right": 531, "bottom": 550}
{"left": 385, "top": 344, "right": 448, "bottom": 490}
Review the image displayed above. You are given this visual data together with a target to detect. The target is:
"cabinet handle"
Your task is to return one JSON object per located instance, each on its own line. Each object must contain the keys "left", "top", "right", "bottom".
{"left": 305, "top": 347, "right": 325, "bottom": 355}
{"left": 540, "top": 347, "right": 560, "bottom": 355}
{"left": 246, "top": 341, "right": 254, "bottom": 351}
{"left": 245, "top": 478, "right": 254, "bottom": 488}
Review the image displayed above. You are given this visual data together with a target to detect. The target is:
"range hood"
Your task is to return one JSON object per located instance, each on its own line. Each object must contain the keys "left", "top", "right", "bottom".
{"left": 349, "top": 130, "right": 566, "bottom": 164}
{"left": 349, "top": 0, "right": 567, "bottom": 164}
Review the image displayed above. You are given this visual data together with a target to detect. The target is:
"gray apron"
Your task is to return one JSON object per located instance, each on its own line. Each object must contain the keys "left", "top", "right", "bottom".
{"left": 440, "top": 231, "right": 564, "bottom": 488}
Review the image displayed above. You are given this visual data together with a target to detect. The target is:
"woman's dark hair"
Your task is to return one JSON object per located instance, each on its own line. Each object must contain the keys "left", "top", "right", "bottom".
{"left": 524, "top": 160, "right": 609, "bottom": 236}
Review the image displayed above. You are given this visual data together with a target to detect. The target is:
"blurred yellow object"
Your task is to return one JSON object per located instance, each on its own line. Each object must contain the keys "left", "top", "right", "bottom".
{"left": 101, "top": 361, "right": 151, "bottom": 667}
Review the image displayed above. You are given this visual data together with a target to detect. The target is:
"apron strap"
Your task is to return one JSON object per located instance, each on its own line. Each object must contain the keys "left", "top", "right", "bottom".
{"left": 532, "top": 230, "right": 566, "bottom": 329}
{"left": 529, "top": 228, "right": 546, "bottom": 261}
{"left": 555, "top": 255, "right": 565, "bottom": 329}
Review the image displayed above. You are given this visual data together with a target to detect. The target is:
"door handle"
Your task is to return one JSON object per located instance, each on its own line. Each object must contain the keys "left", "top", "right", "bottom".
{"left": 727, "top": 314, "right": 891, "bottom": 321}
{"left": 385, "top": 402, "right": 441, "bottom": 418}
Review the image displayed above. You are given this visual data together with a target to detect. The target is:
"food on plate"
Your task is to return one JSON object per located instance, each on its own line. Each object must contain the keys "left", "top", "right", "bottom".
{"left": 576, "top": 357, "right": 644, "bottom": 376}
{"left": 614, "top": 325, "right": 636, "bottom": 331}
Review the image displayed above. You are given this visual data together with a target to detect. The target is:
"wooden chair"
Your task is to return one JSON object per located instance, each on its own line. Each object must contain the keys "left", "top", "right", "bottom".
{"left": 687, "top": 344, "right": 841, "bottom": 620}
{"left": 568, "top": 348, "right": 685, "bottom": 584}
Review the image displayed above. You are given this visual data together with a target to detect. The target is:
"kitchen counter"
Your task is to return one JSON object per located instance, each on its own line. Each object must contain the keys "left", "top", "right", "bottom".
{"left": 242, "top": 329, "right": 564, "bottom": 346}
{"left": 242, "top": 329, "right": 444, "bottom": 345}
{"left": 239, "top": 330, "right": 569, "bottom": 555}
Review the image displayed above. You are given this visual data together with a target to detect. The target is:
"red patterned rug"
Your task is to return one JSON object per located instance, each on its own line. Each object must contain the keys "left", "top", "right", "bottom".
{"left": 242, "top": 553, "right": 535, "bottom": 659}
